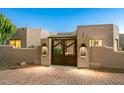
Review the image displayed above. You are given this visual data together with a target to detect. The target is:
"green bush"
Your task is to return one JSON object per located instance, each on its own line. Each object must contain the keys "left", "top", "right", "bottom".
{"left": 28, "top": 45, "right": 35, "bottom": 48}
{"left": 54, "top": 48, "right": 62, "bottom": 56}
{"left": 122, "top": 48, "right": 124, "bottom": 51}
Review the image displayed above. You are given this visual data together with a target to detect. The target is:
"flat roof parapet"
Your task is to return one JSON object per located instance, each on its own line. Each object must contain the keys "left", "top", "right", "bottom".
{"left": 77, "top": 24, "right": 114, "bottom": 27}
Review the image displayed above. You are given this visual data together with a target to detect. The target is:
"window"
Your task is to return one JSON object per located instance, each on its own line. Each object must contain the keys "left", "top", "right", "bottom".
{"left": 10, "top": 40, "right": 21, "bottom": 48}
{"left": 89, "top": 40, "right": 103, "bottom": 46}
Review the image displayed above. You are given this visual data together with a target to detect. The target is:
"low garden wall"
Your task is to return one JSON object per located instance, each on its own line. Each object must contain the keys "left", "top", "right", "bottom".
{"left": 0, "top": 45, "right": 41, "bottom": 65}
{"left": 1, "top": 45, "right": 124, "bottom": 69}
{"left": 90, "top": 46, "right": 124, "bottom": 69}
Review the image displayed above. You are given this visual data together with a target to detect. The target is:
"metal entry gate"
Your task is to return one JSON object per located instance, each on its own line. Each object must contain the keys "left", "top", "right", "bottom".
{"left": 51, "top": 37, "right": 77, "bottom": 66}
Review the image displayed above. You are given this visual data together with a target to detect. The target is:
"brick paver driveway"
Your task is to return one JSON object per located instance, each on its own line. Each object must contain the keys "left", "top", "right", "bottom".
{"left": 0, "top": 66, "right": 124, "bottom": 85}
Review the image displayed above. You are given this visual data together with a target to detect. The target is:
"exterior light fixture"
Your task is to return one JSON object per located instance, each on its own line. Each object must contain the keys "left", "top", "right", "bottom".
{"left": 42, "top": 43, "right": 47, "bottom": 56}
{"left": 80, "top": 43, "right": 87, "bottom": 58}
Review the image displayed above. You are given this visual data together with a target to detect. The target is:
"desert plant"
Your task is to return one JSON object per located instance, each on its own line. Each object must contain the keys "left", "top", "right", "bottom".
{"left": 0, "top": 13, "right": 16, "bottom": 45}
{"left": 122, "top": 48, "right": 124, "bottom": 51}
{"left": 28, "top": 45, "right": 35, "bottom": 48}
{"left": 54, "top": 48, "right": 62, "bottom": 56}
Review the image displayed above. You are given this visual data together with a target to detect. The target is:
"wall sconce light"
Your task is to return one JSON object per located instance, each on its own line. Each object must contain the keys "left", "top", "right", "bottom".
{"left": 42, "top": 43, "right": 47, "bottom": 56}
{"left": 80, "top": 43, "right": 87, "bottom": 58}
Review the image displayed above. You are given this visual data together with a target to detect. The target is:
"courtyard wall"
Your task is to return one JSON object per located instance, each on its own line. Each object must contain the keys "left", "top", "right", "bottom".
{"left": 90, "top": 46, "right": 124, "bottom": 69}
{"left": 0, "top": 45, "right": 41, "bottom": 65}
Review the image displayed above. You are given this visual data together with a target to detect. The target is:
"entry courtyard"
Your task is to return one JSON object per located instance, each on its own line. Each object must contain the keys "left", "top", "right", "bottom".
{"left": 0, "top": 66, "right": 124, "bottom": 85}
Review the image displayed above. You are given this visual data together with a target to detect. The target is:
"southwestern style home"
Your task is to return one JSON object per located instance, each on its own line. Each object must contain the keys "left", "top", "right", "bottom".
{"left": 0, "top": 24, "right": 124, "bottom": 69}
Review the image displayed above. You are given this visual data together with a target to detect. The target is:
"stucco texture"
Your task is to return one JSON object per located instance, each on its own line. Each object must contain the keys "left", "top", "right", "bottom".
{"left": 90, "top": 46, "right": 124, "bottom": 69}
{"left": 0, "top": 45, "right": 41, "bottom": 65}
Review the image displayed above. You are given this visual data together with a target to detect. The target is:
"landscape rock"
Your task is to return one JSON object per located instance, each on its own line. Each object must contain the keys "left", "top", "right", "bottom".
{"left": 20, "top": 61, "right": 27, "bottom": 66}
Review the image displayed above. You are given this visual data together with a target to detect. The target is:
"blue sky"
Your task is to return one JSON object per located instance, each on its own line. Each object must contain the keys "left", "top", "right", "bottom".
{"left": 0, "top": 8, "right": 124, "bottom": 33}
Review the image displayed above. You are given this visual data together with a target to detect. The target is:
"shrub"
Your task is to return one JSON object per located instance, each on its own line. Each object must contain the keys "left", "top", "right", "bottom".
{"left": 28, "top": 45, "right": 35, "bottom": 48}
{"left": 54, "top": 48, "right": 62, "bottom": 56}
{"left": 122, "top": 48, "right": 124, "bottom": 51}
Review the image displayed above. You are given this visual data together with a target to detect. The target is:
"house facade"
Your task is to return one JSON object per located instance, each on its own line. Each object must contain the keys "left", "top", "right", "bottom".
{"left": 1, "top": 24, "right": 124, "bottom": 69}
{"left": 77, "top": 24, "right": 119, "bottom": 50}
{"left": 7, "top": 28, "right": 50, "bottom": 48}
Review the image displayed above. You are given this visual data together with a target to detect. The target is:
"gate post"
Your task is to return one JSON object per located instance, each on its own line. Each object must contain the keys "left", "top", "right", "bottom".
{"left": 77, "top": 32, "right": 90, "bottom": 68}
{"left": 41, "top": 39, "right": 51, "bottom": 66}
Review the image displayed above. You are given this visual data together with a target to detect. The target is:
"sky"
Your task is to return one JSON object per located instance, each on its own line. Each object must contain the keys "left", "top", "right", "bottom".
{"left": 0, "top": 8, "right": 124, "bottom": 33}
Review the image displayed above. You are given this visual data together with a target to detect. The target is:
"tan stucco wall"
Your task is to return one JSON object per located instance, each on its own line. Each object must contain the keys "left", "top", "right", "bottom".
{"left": 41, "top": 29, "right": 50, "bottom": 39}
{"left": 90, "top": 46, "right": 124, "bottom": 69}
{"left": 27, "top": 28, "right": 41, "bottom": 47}
{"left": 76, "top": 24, "right": 120, "bottom": 68}
{"left": 76, "top": 24, "right": 114, "bottom": 68}
{"left": 77, "top": 29, "right": 90, "bottom": 68}
{"left": 113, "top": 25, "right": 119, "bottom": 50}
{"left": 0, "top": 45, "right": 41, "bottom": 64}
{"left": 77, "top": 24, "right": 116, "bottom": 47}
{"left": 119, "top": 34, "right": 124, "bottom": 49}
{"left": 41, "top": 39, "right": 51, "bottom": 66}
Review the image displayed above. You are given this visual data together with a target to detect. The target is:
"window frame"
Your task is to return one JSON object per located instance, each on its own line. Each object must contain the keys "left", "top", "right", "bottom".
{"left": 89, "top": 39, "right": 103, "bottom": 46}
{"left": 10, "top": 39, "right": 21, "bottom": 48}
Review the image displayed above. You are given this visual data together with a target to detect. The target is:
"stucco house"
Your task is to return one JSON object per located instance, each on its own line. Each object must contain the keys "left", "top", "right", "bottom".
{"left": 1, "top": 24, "right": 124, "bottom": 69}
{"left": 7, "top": 28, "right": 50, "bottom": 48}
{"left": 7, "top": 24, "right": 122, "bottom": 50}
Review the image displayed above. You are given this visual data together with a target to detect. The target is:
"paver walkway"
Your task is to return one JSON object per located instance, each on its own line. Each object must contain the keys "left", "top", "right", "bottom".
{"left": 0, "top": 66, "right": 124, "bottom": 85}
